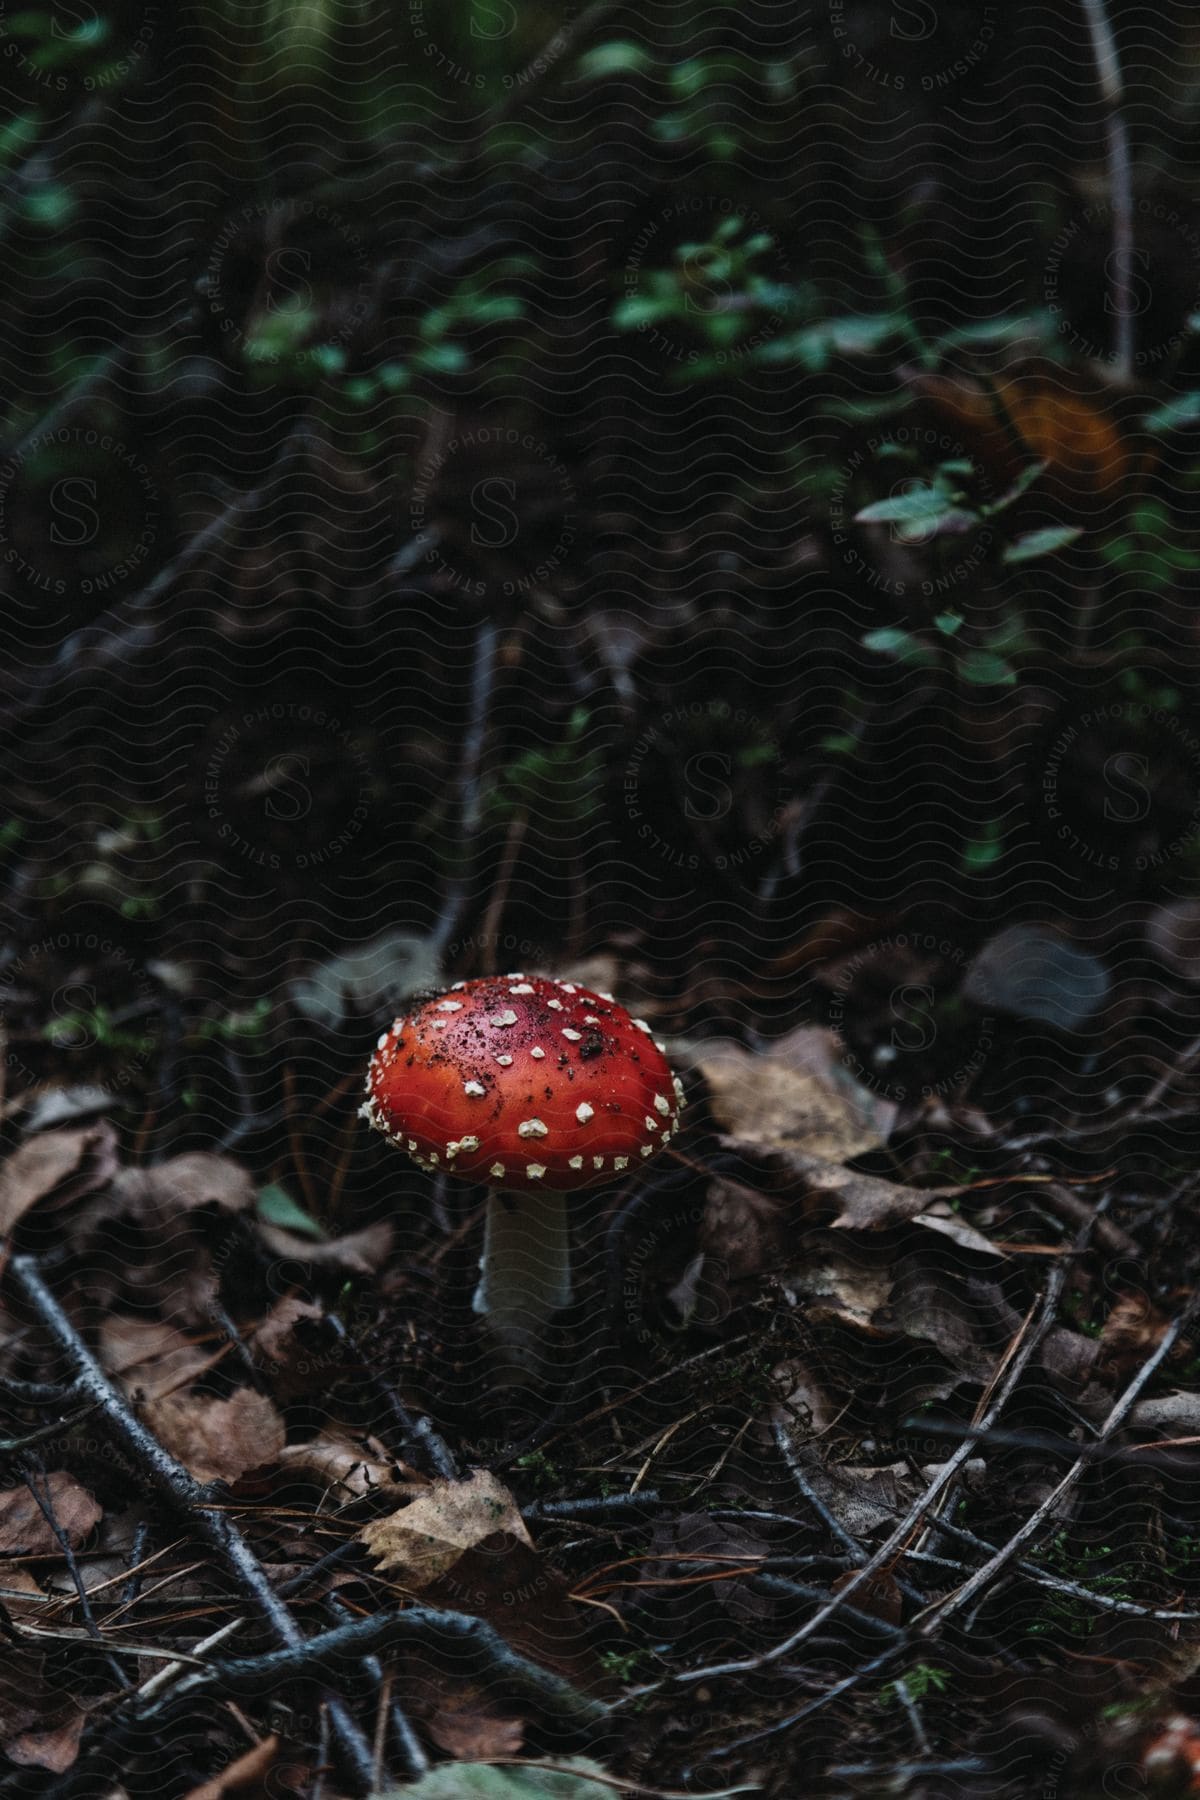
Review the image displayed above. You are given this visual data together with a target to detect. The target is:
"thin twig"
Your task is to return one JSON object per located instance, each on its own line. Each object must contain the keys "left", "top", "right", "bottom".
{"left": 6, "top": 1254, "right": 378, "bottom": 1795}
{"left": 1080, "top": 0, "right": 1135, "bottom": 380}
{"left": 913, "top": 1285, "right": 1200, "bottom": 1636}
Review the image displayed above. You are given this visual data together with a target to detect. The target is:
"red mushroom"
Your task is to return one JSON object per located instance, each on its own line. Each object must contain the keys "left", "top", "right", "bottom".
{"left": 361, "top": 973, "right": 685, "bottom": 1373}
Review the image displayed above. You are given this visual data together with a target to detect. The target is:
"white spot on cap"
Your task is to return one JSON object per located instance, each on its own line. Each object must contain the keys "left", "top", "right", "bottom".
{"left": 560, "top": 982, "right": 577, "bottom": 993}
{"left": 576, "top": 1102, "right": 594, "bottom": 1123}
{"left": 584, "top": 1014, "right": 600, "bottom": 1024}
{"left": 518, "top": 1118, "right": 548, "bottom": 1138}
{"left": 673, "top": 1076, "right": 686, "bottom": 1098}
{"left": 639, "top": 1144, "right": 654, "bottom": 1156}
{"left": 654, "top": 1094, "right": 671, "bottom": 1116}
{"left": 451, "top": 981, "right": 466, "bottom": 990}
{"left": 376, "top": 1032, "right": 389, "bottom": 1051}
{"left": 562, "top": 1028, "right": 582, "bottom": 1042}
{"left": 654, "top": 1040, "right": 666, "bottom": 1053}
{"left": 644, "top": 1116, "right": 658, "bottom": 1132}
{"left": 509, "top": 983, "right": 535, "bottom": 995}
{"left": 505, "top": 972, "right": 525, "bottom": 979}
{"left": 495, "top": 1054, "right": 513, "bottom": 1067}
{"left": 490, "top": 1162, "right": 506, "bottom": 1179}
{"left": 406, "top": 1139, "right": 418, "bottom": 1152}
{"left": 531, "top": 1047, "right": 546, "bottom": 1059}
{"left": 490, "top": 1010, "right": 518, "bottom": 1027}
{"left": 438, "top": 999, "right": 463, "bottom": 1012}
{"left": 593, "top": 1155, "right": 604, "bottom": 1170}
{"left": 633, "top": 1019, "right": 652, "bottom": 1034}
{"left": 614, "top": 1155, "right": 629, "bottom": 1171}
{"left": 547, "top": 998, "right": 564, "bottom": 1011}
{"left": 568, "top": 1155, "right": 584, "bottom": 1170}
{"left": 432, "top": 1019, "right": 448, "bottom": 1029}
{"left": 453, "top": 1135, "right": 480, "bottom": 1153}
{"left": 598, "top": 991, "right": 615, "bottom": 1002}
{"left": 463, "top": 1080, "right": 485, "bottom": 1097}
{"left": 525, "top": 1163, "right": 546, "bottom": 1180}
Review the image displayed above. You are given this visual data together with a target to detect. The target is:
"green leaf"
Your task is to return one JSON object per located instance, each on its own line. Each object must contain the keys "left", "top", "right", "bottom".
{"left": 959, "top": 650, "right": 1017, "bottom": 687}
{"left": 374, "top": 1759, "right": 615, "bottom": 1798}
{"left": 981, "top": 460, "right": 1047, "bottom": 515}
{"left": 256, "top": 1184, "right": 326, "bottom": 1240}
{"left": 862, "top": 627, "right": 938, "bottom": 668}
{"left": 934, "top": 611, "right": 963, "bottom": 636}
{"left": 1143, "top": 391, "right": 1200, "bottom": 431}
{"left": 575, "top": 40, "right": 652, "bottom": 78}
{"left": 412, "top": 343, "right": 470, "bottom": 375}
{"left": 1002, "top": 525, "right": 1083, "bottom": 564}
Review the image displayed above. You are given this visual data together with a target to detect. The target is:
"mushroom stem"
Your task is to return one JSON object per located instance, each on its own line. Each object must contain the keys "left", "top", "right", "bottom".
{"left": 473, "top": 1188, "right": 573, "bottom": 1373}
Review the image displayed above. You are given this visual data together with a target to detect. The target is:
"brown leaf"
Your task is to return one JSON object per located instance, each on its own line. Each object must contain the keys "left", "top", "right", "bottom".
{"left": 0, "top": 1650, "right": 50, "bottom": 1737}
{"left": 715, "top": 1135, "right": 961, "bottom": 1235}
{"left": 278, "top": 1432, "right": 413, "bottom": 1499}
{"left": 0, "top": 1124, "right": 118, "bottom": 1234}
{"left": 142, "top": 1389, "right": 285, "bottom": 1484}
{"left": 100, "top": 1315, "right": 211, "bottom": 1400}
{"left": 182, "top": 1735, "right": 279, "bottom": 1799}
{"left": 164, "top": 1152, "right": 257, "bottom": 1214}
{"left": 257, "top": 1219, "right": 393, "bottom": 1274}
{"left": 422, "top": 1689, "right": 525, "bottom": 1761}
{"left": 698, "top": 1040, "right": 888, "bottom": 1162}
{"left": 0, "top": 1473, "right": 101, "bottom": 1557}
{"left": 360, "top": 1471, "right": 531, "bottom": 1589}
{"left": 5, "top": 1709, "right": 86, "bottom": 1774}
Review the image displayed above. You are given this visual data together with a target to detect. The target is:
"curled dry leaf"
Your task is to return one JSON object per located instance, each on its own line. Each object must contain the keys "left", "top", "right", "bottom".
{"left": 360, "top": 1470, "right": 531, "bottom": 1590}
{"left": 0, "top": 1472, "right": 101, "bottom": 1557}
{"left": 0, "top": 1123, "right": 118, "bottom": 1235}
{"left": 256, "top": 1218, "right": 393, "bottom": 1275}
{"left": 278, "top": 1431, "right": 410, "bottom": 1499}
{"left": 142, "top": 1388, "right": 285, "bottom": 1485}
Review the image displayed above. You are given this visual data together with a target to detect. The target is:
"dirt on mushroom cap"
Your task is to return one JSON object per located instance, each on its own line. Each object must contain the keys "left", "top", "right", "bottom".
{"left": 362, "top": 974, "right": 684, "bottom": 1191}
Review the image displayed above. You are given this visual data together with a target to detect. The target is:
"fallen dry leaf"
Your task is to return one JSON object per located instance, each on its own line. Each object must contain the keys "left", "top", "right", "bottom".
{"left": 278, "top": 1431, "right": 412, "bottom": 1499}
{"left": 0, "top": 1473, "right": 101, "bottom": 1557}
{"left": 422, "top": 1688, "right": 525, "bottom": 1761}
{"left": 361, "top": 1470, "right": 531, "bottom": 1589}
{"left": 142, "top": 1389, "right": 285, "bottom": 1484}
{"left": 256, "top": 1219, "right": 393, "bottom": 1274}
{"left": 164, "top": 1152, "right": 257, "bottom": 1214}
{"left": 0, "top": 1123, "right": 118, "bottom": 1235}
{"left": 715, "top": 1136, "right": 962, "bottom": 1235}
{"left": 182, "top": 1735, "right": 279, "bottom": 1799}
{"left": 697, "top": 1037, "right": 889, "bottom": 1162}
{"left": 100, "top": 1314, "right": 212, "bottom": 1400}
{"left": 5, "top": 1708, "right": 86, "bottom": 1774}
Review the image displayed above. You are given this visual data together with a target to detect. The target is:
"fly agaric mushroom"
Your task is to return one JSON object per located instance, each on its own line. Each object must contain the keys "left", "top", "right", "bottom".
{"left": 361, "top": 974, "right": 685, "bottom": 1372}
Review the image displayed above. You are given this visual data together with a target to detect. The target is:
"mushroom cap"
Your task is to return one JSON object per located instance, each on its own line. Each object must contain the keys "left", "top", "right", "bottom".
{"left": 362, "top": 974, "right": 685, "bottom": 1191}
